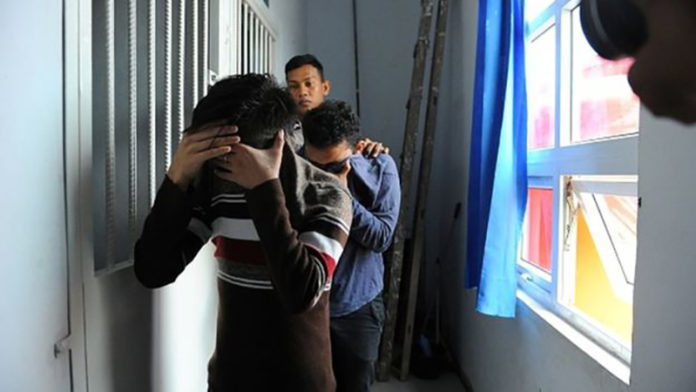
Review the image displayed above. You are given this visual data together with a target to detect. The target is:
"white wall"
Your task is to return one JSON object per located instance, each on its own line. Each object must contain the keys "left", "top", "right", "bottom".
{"left": 630, "top": 115, "right": 696, "bottom": 391}
{"left": 352, "top": 0, "right": 422, "bottom": 156}
{"left": 306, "top": 0, "right": 420, "bottom": 154}
{"left": 267, "top": 0, "right": 310, "bottom": 80}
{"left": 0, "top": 1, "right": 72, "bottom": 391}
{"left": 305, "top": 0, "right": 358, "bottom": 109}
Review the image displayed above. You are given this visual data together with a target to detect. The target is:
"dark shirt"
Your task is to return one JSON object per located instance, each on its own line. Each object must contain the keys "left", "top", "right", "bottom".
{"left": 330, "top": 153, "right": 401, "bottom": 317}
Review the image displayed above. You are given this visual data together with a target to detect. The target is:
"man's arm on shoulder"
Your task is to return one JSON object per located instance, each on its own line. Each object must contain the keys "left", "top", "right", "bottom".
{"left": 349, "top": 156, "right": 401, "bottom": 253}
{"left": 357, "top": 137, "right": 390, "bottom": 157}
{"left": 134, "top": 175, "right": 209, "bottom": 288}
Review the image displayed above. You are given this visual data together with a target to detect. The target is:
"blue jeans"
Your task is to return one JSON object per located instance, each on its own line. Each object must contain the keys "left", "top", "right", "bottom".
{"left": 330, "top": 295, "right": 385, "bottom": 392}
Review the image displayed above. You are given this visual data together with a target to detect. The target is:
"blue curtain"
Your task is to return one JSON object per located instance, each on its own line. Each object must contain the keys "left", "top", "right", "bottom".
{"left": 465, "top": 0, "right": 527, "bottom": 317}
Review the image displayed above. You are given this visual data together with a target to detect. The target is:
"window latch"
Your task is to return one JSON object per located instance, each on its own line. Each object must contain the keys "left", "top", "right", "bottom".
{"left": 54, "top": 334, "right": 72, "bottom": 358}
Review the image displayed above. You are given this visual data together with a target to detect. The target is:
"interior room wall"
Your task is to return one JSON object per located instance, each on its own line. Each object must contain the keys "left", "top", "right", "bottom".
{"left": 0, "top": 1, "right": 72, "bottom": 390}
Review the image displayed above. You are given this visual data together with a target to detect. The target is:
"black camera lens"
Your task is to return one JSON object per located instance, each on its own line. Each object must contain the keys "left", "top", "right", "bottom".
{"left": 580, "top": 0, "right": 648, "bottom": 60}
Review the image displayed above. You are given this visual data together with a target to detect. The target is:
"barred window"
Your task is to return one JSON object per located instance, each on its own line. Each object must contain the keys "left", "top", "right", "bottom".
{"left": 209, "top": 0, "right": 275, "bottom": 83}
{"left": 91, "top": 0, "right": 209, "bottom": 272}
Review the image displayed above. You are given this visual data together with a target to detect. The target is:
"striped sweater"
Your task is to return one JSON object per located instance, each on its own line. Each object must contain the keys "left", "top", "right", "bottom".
{"left": 134, "top": 145, "right": 352, "bottom": 391}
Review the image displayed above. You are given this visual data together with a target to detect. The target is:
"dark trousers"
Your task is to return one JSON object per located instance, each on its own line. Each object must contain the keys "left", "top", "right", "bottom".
{"left": 330, "top": 295, "right": 385, "bottom": 392}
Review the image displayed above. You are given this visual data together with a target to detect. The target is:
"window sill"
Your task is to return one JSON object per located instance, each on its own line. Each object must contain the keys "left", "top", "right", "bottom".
{"left": 516, "top": 289, "right": 631, "bottom": 385}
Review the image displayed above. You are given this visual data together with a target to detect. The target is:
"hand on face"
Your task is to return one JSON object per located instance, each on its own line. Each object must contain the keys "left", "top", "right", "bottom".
{"left": 213, "top": 129, "right": 285, "bottom": 190}
{"left": 167, "top": 125, "right": 240, "bottom": 190}
{"left": 334, "top": 159, "right": 351, "bottom": 189}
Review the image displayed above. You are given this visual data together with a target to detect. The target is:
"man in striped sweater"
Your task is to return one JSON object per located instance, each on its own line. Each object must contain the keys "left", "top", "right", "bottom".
{"left": 134, "top": 74, "right": 352, "bottom": 391}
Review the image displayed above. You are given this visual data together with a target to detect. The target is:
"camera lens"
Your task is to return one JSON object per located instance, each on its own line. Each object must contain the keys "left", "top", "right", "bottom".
{"left": 580, "top": 0, "right": 648, "bottom": 60}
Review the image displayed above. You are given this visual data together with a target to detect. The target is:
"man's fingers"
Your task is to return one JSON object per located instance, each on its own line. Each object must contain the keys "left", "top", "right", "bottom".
{"left": 198, "top": 145, "right": 232, "bottom": 161}
{"left": 188, "top": 125, "right": 238, "bottom": 142}
{"left": 362, "top": 143, "right": 374, "bottom": 157}
{"left": 384, "top": 146, "right": 391, "bottom": 155}
{"left": 273, "top": 129, "right": 285, "bottom": 151}
{"left": 339, "top": 160, "right": 351, "bottom": 176}
{"left": 371, "top": 143, "right": 383, "bottom": 158}
{"left": 194, "top": 135, "right": 241, "bottom": 151}
{"left": 356, "top": 140, "right": 365, "bottom": 153}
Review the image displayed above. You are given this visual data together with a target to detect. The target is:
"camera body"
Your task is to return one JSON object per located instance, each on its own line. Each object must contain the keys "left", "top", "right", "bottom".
{"left": 580, "top": 0, "right": 648, "bottom": 60}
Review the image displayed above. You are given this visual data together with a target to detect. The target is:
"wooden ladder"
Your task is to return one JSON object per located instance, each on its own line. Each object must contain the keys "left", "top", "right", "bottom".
{"left": 377, "top": 0, "right": 451, "bottom": 381}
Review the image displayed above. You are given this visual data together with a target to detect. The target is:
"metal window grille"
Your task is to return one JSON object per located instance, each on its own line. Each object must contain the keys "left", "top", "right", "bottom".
{"left": 237, "top": 0, "right": 274, "bottom": 74}
{"left": 210, "top": 0, "right": 275, "bottom": 81}
{"left": 91, "top": 0, "right": 209, "bottom": 273}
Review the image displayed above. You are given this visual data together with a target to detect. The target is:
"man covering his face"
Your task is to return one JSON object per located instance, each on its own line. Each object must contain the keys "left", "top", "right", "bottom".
{"left": 134, "top": 74, "right": 352, "bottom": 391}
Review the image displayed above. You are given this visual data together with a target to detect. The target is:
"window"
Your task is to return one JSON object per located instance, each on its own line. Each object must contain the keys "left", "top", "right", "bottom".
{"left": 91, "top": 0, "right": 208, "bottom": 273}
{"left": 90, "top": 0, "right": 275, "bottom": 273}
{"left": 520, "top": 0, "right": 640, "bottom": 370}
{"left": 209, "top": 0, "right": 276, "bottom": 82}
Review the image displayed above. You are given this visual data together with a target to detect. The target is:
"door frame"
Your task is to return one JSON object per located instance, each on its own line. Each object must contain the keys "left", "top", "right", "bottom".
{"left": 64, "top": 0, "right": 91, "bottom": 389}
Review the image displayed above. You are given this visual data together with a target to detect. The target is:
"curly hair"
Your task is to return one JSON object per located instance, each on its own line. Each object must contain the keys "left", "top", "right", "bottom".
{"left": 302, "top": 100, "right": 360, "bottom": 149}
{"left": 190, "top": 73, "right": 302, "bottom": 150}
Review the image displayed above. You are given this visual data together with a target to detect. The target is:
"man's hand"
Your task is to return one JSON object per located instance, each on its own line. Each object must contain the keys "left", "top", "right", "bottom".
{"left": 334, "top": 159, "right": 351, "bottom": 189}
{"left": 628, "top": 0, "right": 696, "bottom": 123}
{"left": 167, "top": 125, "right": 240, "bottom": 190}
{"left": 356, "top": 138, "right": 390, "bottom": 158}
{"left": 214, "top": 130, "right": 285, "bottom": 189}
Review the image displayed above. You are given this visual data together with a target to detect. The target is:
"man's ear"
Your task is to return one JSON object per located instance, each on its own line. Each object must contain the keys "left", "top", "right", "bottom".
{"left": 322, "top": 79, "right": 331, "bottom": 97}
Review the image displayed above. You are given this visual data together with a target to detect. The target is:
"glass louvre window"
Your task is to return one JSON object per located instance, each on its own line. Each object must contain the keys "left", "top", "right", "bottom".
{"left": 599, "top": 195, "right": 637, "bottom": 284}
{"left": 562, "top": 178, "right": 637, "bottom": 347}
{"left": 526, "top": 26, "right": 556, "bottom": 150}
{"left": 570, "top": 9, "right": 640, "bottom": 144}
{"left": 526, "top": 0, "right": 555, "bottom": 21}
{"left": 521, "top": 187, "right": 553, "bottom": 273}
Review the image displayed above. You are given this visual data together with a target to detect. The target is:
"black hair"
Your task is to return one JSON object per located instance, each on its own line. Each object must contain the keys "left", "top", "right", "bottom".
{"left": 302, "top": 100, "right": 360, "bottom": 150}
{"left": 284, "top": 54, "right": 325, "bottom": 80}
{"left": 190, "top": 73, "right": 301, "bottom": 150}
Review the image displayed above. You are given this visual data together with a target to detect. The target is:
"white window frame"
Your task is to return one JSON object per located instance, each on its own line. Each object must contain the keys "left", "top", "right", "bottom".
{"left": 519, "top": 0, "right": 639, "bottom": 378}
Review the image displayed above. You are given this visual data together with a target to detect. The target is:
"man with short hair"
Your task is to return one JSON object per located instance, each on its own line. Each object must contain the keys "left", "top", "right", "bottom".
{"left": 285, "top": 54, "right": 389, "bottom": 157}
{"left": 285, "top": 54, "right": 332, "bottom": 116}
{"left": 302, "top": 100, "right": 401, "bottom": 391}
{"left": 134, "top": 74, "right": 352, "bottom": 391}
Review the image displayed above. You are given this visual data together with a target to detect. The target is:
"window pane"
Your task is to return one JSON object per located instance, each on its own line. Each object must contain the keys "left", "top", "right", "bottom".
{"left": 521, "top": 188, "right": 553, "bottom": 272}
{"left": 570, "top": 9, "right": 640, "bottom": 143}
{"left": 596, "top": 195, "right": 637, "bottom": 285}
{"left": 525, "top": 0, "right": 554, "bottom": 22}
{"left": 526, "top": 26, "right": 556, "bottom": 150}
{"left": 567, "top": 192, "right": 637, "bottom": 346}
